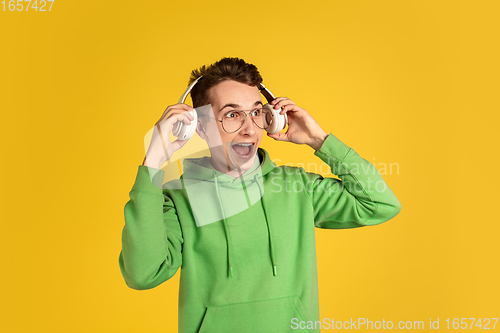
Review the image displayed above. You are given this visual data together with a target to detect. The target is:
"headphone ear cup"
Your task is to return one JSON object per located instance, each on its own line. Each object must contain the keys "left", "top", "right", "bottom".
{"left": 172, "top": 110, "right": 197, "bottom": 140}
{"left": 172, "top": 121, "right": 182, "bottom": 137}
{"left": 263, "top": 103, "right": 287, "bottom": 134}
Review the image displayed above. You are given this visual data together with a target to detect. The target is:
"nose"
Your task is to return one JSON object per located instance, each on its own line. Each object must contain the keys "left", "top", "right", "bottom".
{"left": 239, "top": 113, "right": 256, "bottom": 136}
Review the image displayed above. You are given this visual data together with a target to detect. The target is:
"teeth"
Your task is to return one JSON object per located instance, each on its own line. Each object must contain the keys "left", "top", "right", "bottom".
{"left": 234, "top": 143, "right": 252, "bottom": 146}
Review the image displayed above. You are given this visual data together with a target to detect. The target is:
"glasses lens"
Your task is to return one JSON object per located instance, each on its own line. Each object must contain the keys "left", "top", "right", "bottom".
{"left": 222, "top": 111, "right": 246, "bottom": 133}
{"left": 251, "top": 108, "right": 272, "bottom": 129}
{"left": 222, "top": 108, "right": 274, "bottom": 133}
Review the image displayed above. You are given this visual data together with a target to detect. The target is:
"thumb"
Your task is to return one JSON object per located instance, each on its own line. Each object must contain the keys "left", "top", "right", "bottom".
{"left": 267, "top": 132, "right": 287, "bottom": 141}
{"left": 171, "top": 139, "right": 188, "bottom": 151}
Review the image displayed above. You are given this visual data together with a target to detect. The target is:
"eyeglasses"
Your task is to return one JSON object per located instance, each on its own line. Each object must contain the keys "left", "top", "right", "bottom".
{"left": 217, "top": 108, "right": 273, "bottom": 133}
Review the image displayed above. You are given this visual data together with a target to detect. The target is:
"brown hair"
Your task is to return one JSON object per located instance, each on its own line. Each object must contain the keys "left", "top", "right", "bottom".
{"left": 188, "top": 57, "right": 263, "bottom": 108}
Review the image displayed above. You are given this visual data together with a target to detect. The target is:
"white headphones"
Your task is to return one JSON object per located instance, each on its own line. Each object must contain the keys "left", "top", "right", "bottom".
{"left": 172, "top": 76, "right": 288, "bottom": 140}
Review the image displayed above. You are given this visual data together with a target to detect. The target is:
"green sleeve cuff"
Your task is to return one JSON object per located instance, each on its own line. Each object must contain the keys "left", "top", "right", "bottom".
{"left": 131, "top": 165, "right": 166, "bottom": 194}
{"left": 314, "top": 133, "right": 352, "bottom": 163}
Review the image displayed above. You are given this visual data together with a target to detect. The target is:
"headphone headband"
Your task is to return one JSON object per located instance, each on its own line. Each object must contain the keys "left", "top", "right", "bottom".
{"left": 178, "top": 76, "right": 275, "bottom": 105}
{"left": 175, "top": 75, "right": 286, "bottom": 136}
{"left": 178, "top": 76, "right": 203, "bottom": 104}
{"left": 258, "top": 82, "right": 275, "bottom": 104}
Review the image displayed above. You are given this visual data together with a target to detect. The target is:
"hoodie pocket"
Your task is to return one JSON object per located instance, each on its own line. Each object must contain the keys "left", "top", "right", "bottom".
{"left": 198, "top": 295, "right": 310, "bottom": 333}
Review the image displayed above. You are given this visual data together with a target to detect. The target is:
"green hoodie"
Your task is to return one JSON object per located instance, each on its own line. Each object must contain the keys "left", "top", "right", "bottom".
{"left": 119, "top": 133, "right": 401, "bottom": 333}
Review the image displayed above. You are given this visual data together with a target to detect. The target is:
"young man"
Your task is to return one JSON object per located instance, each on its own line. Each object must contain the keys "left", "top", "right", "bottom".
{"left": 119, "top": 57, "right": 401, "bottom": 333}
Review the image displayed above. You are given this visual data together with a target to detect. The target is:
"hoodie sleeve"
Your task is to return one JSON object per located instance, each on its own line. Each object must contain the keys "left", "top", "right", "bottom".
{"left": 304, "top": 133, "right": 401, "bottom": 229}
{"left": 118, "top": 165, "right": 183, "bottom": 290}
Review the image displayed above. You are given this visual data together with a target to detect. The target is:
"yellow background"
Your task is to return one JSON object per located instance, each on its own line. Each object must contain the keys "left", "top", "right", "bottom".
{"left": 2, "top": 0, "right": 499, "bottom": 332}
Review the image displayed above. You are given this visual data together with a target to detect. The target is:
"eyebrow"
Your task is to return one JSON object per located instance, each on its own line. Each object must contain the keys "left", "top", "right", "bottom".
{"left": 219, "top": 101, "right": 262, "bottom": 113}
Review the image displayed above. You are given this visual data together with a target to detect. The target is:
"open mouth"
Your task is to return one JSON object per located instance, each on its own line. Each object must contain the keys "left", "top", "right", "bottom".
{"left": 231, "top": 142, "right": 255, "bottom": 158}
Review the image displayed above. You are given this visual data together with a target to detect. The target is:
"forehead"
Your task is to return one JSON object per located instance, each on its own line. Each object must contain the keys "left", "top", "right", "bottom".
{"left": 208, "top": 80, "right": 261, "bottom": 108}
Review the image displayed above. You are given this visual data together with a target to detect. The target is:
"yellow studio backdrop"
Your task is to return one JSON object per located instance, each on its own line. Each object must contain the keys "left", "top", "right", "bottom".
{"left": 1, "top": 0, "right": 499, "bottom": 332}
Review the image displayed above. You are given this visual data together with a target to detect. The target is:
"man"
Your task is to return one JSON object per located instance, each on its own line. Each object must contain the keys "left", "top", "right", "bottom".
{"left": 119, "top": 57, "right": 401, "bottom": 333}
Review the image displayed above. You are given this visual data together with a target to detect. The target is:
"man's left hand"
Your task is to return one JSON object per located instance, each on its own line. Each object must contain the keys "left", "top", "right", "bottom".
{"left": 267, "top": 97, "right": 328, "bottom": 151}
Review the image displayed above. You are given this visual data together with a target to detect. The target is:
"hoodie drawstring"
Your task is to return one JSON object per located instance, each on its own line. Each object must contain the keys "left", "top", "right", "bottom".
{"left": 211, "top": 171, "right": 277, "bottom": 278}
{"left": 213, "top": 172, "right": 234, "bottom": 278}
{"left": 254, "top": 174, "right": 278, "bottom": 276}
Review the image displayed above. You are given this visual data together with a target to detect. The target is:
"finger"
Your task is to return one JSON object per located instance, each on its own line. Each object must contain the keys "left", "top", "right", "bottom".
{"left": 164, "top": 108, "right": 188, "bottom": 120}
{"left": 270, "top": 97, "right": 289, "bottom": 108}
{"left": 155, "top": 115, "right": 192, "bottom": 141}
{"left": 162, "top": 112, "right": 193, "bottom": 127}
{"left": 159, "top": 109, "right": 193, "bottom": 125}
{"left": 180, "top": 112, "right": 194, "bottom": 124}
{"left": 154, "top": 114, "right": 192, "bottom": 157}
{"left": 277, "top": 103, "right": 301, "bottom": 116}
{"left": 159, "top": 104, "right": 194, "bottom": 121}
{"left": 271, "top": 97, "right": 294, "bottom": 110}
{"left": 271, "top": 97, "right": 289, "bottom": 105}
{"left": 167, "top": 110, "right": 194, "bottom": 121}
{"left": 165, "top": 103, "right": 194, "bottom": 112}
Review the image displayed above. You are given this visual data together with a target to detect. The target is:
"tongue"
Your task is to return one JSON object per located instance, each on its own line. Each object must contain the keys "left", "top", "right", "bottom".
{"left": 233, "top": 145, "right": 251, "bottom": 155}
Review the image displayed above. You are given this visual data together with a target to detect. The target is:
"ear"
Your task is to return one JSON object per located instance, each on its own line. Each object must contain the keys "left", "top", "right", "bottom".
{"left": 196, "top": 120, "right": 209, "bottom": 140}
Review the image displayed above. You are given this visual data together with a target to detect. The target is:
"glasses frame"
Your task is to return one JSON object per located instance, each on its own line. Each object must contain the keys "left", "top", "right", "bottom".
{"left": 217, "top": 108, "right": 273, "bottom": 134}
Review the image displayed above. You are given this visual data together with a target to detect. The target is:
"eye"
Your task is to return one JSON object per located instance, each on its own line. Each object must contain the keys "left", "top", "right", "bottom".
{"left": 224, "top": 111, "right": 239, "bottom": 119}
{"left": 251, "top": 109, "right": 261, "bottom": 117}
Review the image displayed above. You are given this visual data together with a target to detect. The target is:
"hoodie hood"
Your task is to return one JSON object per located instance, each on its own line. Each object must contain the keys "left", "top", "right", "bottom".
{"left": 182, "top": 147, "right": 276, "bottom": 184}
{"left": 179, "top": 148, "right": 278, "bottom": 278}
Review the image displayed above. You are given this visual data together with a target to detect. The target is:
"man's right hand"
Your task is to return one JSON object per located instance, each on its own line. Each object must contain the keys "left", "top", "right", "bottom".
{"left": 143, "top": 103, "right": 195, "bottom": 169}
